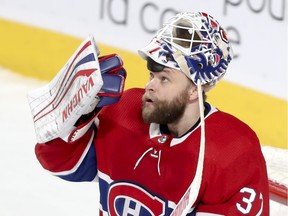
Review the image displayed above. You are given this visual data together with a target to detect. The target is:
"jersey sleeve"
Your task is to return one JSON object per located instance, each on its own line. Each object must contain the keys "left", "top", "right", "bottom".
{"left": 196, "top": 152, "right": 269, "bottom": 215}
{"left": 195, "top": 113, "right": 270, "bottom": 215}
{"left": 35, "top": 120, "right": 98, "bottom": 182}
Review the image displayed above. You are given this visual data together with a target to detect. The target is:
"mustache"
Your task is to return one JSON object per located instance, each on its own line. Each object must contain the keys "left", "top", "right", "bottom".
{"left": 142, "top": 93, "right": 157, "bottom": 103}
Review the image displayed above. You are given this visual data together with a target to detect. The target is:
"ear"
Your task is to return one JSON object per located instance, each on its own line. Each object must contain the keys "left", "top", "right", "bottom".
{"left": 188, "top": 84, "right": 199, "bottom": 102}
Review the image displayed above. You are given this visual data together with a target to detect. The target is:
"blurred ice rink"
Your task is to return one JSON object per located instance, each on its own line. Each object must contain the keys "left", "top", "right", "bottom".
{"left": 0, "top": 67, "right": 286, "bottom": 215}
{"left": 0, "top": 68, "right": 99, "bottom": 216}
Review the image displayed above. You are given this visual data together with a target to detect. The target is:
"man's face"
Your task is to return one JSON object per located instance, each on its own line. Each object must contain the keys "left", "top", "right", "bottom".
{"left": 142, "top": 67, "right": 192, "bottom": 124}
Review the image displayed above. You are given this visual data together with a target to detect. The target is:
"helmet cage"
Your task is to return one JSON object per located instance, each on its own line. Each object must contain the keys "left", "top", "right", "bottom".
{"left": 138, "top": 12, "right": 232, "bottom": 88}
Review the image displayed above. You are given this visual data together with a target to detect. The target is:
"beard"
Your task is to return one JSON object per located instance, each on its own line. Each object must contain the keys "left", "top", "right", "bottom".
{"left": 142, "top": 89, "right": 189, "bottom": 125}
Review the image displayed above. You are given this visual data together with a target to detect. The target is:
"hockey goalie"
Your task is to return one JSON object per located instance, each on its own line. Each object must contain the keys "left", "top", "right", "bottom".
{"left": 28, "top": 12, "right": 269, "bottom": 215}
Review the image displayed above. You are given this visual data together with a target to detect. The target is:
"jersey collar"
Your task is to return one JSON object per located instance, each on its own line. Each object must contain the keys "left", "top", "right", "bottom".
{"left": 148, "top": 102, "right": 217, "bottom": 147}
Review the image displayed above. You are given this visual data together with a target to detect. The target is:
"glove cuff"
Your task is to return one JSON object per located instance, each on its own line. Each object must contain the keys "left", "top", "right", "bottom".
{"left": 61, "top": 109, "right": 100, "bottom": 143}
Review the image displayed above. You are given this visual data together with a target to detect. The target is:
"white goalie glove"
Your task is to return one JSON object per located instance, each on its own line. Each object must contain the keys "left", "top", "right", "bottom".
{"left": 27, "top": 36, "right": 126, "bottom": 143}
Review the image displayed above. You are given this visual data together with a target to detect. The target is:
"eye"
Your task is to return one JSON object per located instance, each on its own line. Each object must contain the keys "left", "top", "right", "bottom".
{"left": 160, "top": 76, "right": 169, "bottom": 82}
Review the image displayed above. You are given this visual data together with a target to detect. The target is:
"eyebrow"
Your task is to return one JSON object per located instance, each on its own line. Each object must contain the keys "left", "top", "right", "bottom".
{"left": 162, "top": 67, "right": 177, "bottom": 75}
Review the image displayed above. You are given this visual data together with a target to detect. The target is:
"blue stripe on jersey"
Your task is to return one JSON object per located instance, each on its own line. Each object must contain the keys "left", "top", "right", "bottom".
{"left": 57, "top": 143, "right": 97, "bottom": 182}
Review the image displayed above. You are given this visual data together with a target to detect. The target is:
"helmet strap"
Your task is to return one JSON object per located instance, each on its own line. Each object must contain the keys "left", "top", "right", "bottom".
{"left": 172, "top": 50, "right": 191, "bottom": 80}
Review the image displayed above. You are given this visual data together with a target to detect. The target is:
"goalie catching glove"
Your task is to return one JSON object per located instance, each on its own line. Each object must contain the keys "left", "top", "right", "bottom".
{"left": 27, "top": 36, "right": 126, "bottom": 143}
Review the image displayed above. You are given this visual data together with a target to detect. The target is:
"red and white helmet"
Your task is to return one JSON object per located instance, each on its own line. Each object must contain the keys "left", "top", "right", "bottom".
{"left": 138, "top": 12, "right": 233, "bottom": 89}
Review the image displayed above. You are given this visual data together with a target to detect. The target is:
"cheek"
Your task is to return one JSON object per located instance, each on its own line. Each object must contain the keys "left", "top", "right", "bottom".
{"left": 162, "top": 87, "right": 180, "bottom": 99}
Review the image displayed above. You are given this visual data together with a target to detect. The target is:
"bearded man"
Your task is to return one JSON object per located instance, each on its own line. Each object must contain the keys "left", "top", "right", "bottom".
{"left": 29, "top": 12, "right": 269, "bottom": 215}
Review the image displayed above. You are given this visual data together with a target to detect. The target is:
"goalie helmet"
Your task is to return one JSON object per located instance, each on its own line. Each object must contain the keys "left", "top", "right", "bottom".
{"left": 138, "top": 12, "right": 233, "bottom": 89}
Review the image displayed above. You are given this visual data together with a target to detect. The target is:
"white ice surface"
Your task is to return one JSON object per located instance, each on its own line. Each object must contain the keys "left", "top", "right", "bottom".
{"left": 0, "top": 67, "right": 287, "bottom": 215}
{"left": 0, "top": 68, "right": 99, "bottom": 216}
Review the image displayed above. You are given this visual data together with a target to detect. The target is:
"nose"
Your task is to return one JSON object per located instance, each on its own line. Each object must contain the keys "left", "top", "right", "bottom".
{"left": 145, "top": 78, "right": 156, "bottom": 92}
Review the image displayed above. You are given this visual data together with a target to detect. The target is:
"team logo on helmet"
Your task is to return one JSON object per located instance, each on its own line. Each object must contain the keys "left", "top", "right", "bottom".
{"left": 138, "top": 12, "right": 233, "bottom": 89}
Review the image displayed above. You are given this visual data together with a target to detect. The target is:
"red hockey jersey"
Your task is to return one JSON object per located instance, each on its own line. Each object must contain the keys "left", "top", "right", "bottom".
{"left": 35, "top": 88, "right": 269, "bottom": 215}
